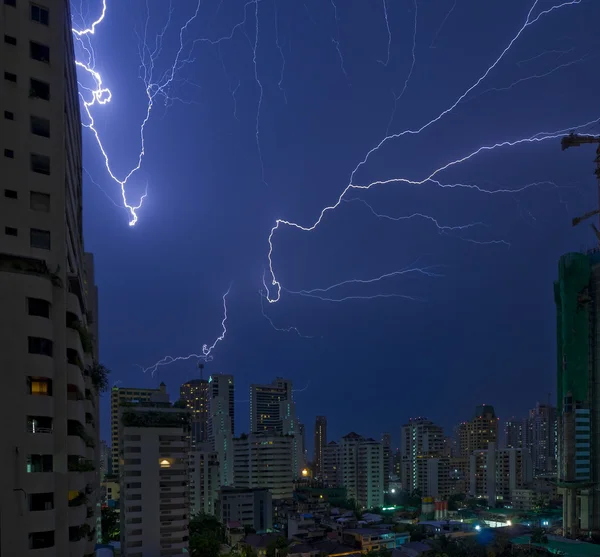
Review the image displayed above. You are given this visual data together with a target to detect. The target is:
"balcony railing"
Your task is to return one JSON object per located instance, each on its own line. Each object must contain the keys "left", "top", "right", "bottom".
{"left": 27, "top": 424, "right": 52, "bottom": 434}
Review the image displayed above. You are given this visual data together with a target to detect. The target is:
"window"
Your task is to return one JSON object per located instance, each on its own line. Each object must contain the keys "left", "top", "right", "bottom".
{"left": 4, "top": 110, "right": 14, "bottom": 120}
{"left": 28, "top": 336, "right": 53, "bottom": 357}
{"left": 4, "top": 35, "right": 16, "bottom": 46}
{"left": 29, "top": 78, "right": 49, "bottom": 100}
{"left": 4, "top": 149, "right": 14, "bottom": 158}
{"left": 5, "top": 227, "right": 17, "bottom": 236}
{"left": 28, "top": 377, "right": 52, "bottom": 396}
{"left": 30, "top": 41, "right": 50, "bottom": 63}
{"left": 4, "top": 72, "right": 17, "bottom": 82}
{"left": 28, "top": 298, "right": 50, "bottom": 318}
{"left": 30, "top": 115, "right": 50, "bottom": 137}
{"left": 4, "top": 189, "right": 17, "bottom": 199}
{"left": 27, "top": 454, "right": 53, "bottom": 473}
{"left": 66, "top": 348, "right": 80, "bottom": 366}
{"left": 30, "top": 228, "right": 51, "bottom": 249}
{"left": 30, "top": 153, "right": 50, "bottom": 175}
{"left": 29, "top": 492, "right": 54, "bottom": 511}
{"left": 130, "top": 529, "right": 143, "bottom": 536}
{"left": 4, "top": 0, "right": 16, "bottom": 6}
{"left": 27, "top": 416, "right": 53, "bottom": 433}
{"left": 31, "top": 4, "right": 49, "bottom": 25}
{"left": 126, "top": 482, "right": 142, "bottom": 489}
{"left": 30, "top": 191, "right": 50, "bottom": 211}
{"left": 29, "top": 531, "right": 54, "bottom": 549}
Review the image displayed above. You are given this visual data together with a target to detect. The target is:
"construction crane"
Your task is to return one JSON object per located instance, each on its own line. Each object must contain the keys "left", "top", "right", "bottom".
{"left": 561, "top": 133, "right": 600, "bottom": 239}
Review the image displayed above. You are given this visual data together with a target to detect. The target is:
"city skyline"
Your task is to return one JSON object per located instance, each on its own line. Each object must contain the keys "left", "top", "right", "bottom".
{"left": 79, "top": 0, "right": 600, "bottom": 445}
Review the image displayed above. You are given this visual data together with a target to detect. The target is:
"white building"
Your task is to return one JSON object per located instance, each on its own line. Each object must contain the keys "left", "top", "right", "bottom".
{"left": 338, "top": 432, "right": 384, "bottom": 509}
{"left": 233, "top": 432, "right": 294, "bottom": 500}
{"left": 0, "top": 2, "right": 101, "bottom": 553}
{"left": 189, "top": 442, "right": 219, "bottom": 516}
{"left": 469, "top": 443, "right": 532, "bottom": 506}
{"left": 119, "top": 395, "right": 190, "bottom": 556}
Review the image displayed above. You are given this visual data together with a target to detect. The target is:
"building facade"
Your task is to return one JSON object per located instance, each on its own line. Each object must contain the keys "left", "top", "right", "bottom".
{"left": 233, "top": 432, "right": 294, "bottom": 500}
{"left": 110, "top": 383, "right": 167, "bottom": 477}
{"left": 180, "top": 378, "right": 209, "bottom": 448}
{"left": 249, "top": 378, "right": 293, "bottom": 433}
{"left": 0, "top": 2, "right": 101, "bottom": 553}
{"left": 555, "top": 251, "right": 600, "bottom": 535}
{"left": 216, "top": 487, "right": 273, "bottom": 532}
{"left": 314, "top": 416, "right": 327, "bottom": 478}
{"left": 119, "top": 395, "right": 190, "bottom": 556}
{"left": 208, "top": 373, "right": 234, "bottom": 487}
{"left": 189, "top": 442, "right": 219, "bottom": 516}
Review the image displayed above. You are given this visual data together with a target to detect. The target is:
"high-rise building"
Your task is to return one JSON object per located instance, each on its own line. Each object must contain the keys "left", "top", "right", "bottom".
{"left": 323, "top": 441, "right": 340, "bottom": 487}
{"left": 338, "top": 432, "right": 384, "bottom": 509}
{"left": 382, "top": 432, "right": 392, "bottom": 492}
{"left": 504, "top": 417, "right": 525, "bottom": 449}
{"left": 233, "top": 432, "right": 294, "bottom": 500}
{"left": 525, "top": 403, "right": 557, "bottom": 475}
{"left": 110, "top": 383, "right": 167, "bottom": 477}
{"left": 469, "top": 443, "right": 532, "bottom": 506}
{"left": 100, "top": 440, "right": 111, "bottom": 481}
{"left": 314, "top": 416, "right": 327, "bottom": 477}
{"left": 189, "top": 442, "right": 219, "bottom": 515}
{"left": 249, "top": 377, "right": 293, "bottom": 433}
{"left": 119, "top": 392, "right": 190, "bottom": 556}
{"left": 400, "top": 418, "right": 445, "bottom": 494}
{"left": 208, "top": 373, "right": 234, "bottom": 487}
{"left": 555, "top": 251, "right": 600, "bottom": 535}
{"left": 0, "top": 2, "right": 101, "bottom": 552}
{"left": 180, "top": 377, "right": 209, "bottom": 447}
{"left": 462, "top": 405, "right": 498, "bottom": 455}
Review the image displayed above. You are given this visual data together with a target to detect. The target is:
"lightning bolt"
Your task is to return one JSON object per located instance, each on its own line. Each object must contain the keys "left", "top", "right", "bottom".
{"left": 138, "top": 284, "right": 232, "bottom": 376}
{"left": 259, "top": 290, "right": 313, "bottom": 338}
{"left": 377, "top": 0, "right": 392, "bottom": 67}
{"left": 264, "top": 0, "right": 587, "bottom": 304}
{"left": 73, "top": 0, "right": 253, "bottom": 225}
{"left": 430, "top": 0, "right": 457, "bottom": 49}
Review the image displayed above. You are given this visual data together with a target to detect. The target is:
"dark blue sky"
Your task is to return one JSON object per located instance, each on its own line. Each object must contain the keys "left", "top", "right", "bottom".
{"left": 76, "top": 0, "right": 599, "bottom": 452}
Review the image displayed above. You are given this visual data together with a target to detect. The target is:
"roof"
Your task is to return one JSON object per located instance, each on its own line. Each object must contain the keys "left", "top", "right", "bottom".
{"left": 227, "top": 520, "right": 243, "bottom": 529}
{"left": 244, "top": 533, "right": 281, "bottom": 548}
{"left": 511, "top": 536, "right": 600, "bottom": 557}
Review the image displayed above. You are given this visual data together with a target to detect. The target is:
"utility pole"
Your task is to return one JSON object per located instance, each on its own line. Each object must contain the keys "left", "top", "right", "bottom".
{"left": 561, "top": 133, "right": 600, "bottom": 239}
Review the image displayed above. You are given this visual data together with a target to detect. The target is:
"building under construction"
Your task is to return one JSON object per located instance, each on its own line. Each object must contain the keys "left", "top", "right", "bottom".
{"left": 555, "top": 251, "right": 600, "bottom": 536}
{"left": 555, "top": 133, "right": 600, "bottom": 537}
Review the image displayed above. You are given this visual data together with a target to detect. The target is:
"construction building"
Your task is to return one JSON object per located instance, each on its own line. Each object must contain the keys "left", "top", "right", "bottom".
{"left": 0, "top": 1, "right": 101, "bottom": 553}
{"left": 555, "top": 251, "right": 600, "bottom": 535}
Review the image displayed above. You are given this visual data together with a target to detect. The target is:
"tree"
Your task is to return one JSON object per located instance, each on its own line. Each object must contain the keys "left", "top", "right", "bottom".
{"left": 266, "top": 536, "right": 289, "bottom": 557}
{"left": 89, "top": 362, "right": 110, "bottom": 392}
{"left": 101, "top": 507, "right": 119, "bottom": 543}
{"left": 189, "top": 513, "right": 224, "bottom": 557}
{"left": 530, "top": 528, "right": 548, "bottom": 544}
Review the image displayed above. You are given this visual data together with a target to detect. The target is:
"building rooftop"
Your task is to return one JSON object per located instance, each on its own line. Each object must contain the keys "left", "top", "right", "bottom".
{"left": 511, "top": 536, "right": 600, "bottom": 557}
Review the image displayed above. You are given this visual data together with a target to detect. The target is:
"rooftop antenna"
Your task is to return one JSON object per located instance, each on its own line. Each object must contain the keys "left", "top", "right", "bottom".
{"left": 198, "top": 361, "right": 204, "bottom": 381}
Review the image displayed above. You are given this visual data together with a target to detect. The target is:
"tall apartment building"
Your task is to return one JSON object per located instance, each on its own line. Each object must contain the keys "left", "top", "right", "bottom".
{"left": 469, "top": 443, "right": 532, "bottom": 506}
{"left": 504, "top": 417, "right": 525, "bottom": 449}
{"left": 0, "top": 2, "right": 101, "bottom": 553}
{"left": 337, "top": 432, "right": 384, "bottom": 509}
{"left": 180, "top": 377, "right": 209, "bottom": 447}
{"left": 216, "top": 487, "right": 273, "bottom": 532}
{"left": 208, "top": 373, "right": 234, "bottom": 487}
{"left": 400, "top": 418, "right": 445, "bottom": 494}
{"left": 233, "top": 432, "right": 294, "bottom": 500}
{"left": 460, "top": 405, "right": 498, "bottom": 457}
{"left": 525, "top": 403, "right": 557, "bottom": 474}
{"left": 555, "top": 251, "right": 600, "bottom": 535}
{"left": 314, "top": 415, "right": 327, "bottom": 478}
{"left": 323, "top": 441, "right": 340, "bottom": 487}
{"left": 250, "top": 377, "right": 293, "bottom": 433}
{"left": 119, "top": 393, "right": 190, "bottom": 556}
{"left": 382, "top": 432, "right": 392, "bottom": 492}
{"left": 189, "top": 442, "right": 219, "bottom": 515}
{"left": 110, "top": 383, "right": 167, "bottom": 477}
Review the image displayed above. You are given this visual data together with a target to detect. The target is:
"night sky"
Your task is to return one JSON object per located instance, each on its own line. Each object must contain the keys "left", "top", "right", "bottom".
{"left": 75, "top": 0, "right": 599, "bottom": 452}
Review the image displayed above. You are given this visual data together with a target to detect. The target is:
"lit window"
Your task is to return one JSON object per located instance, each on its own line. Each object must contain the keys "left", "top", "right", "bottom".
{"left": 159, "top": 459, "right": 171, "bottom": 468}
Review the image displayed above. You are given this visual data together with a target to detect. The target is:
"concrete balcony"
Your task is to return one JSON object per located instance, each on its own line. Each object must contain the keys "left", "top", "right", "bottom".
{"left": 68, "top": 471, "right": 85, "bottom": 493}
{"left": 68, "top": 536, "right": 86, "bottom": 557}
{"left": 67, "top": 363, "right": 85, "bottom": 394}
{"left": 67, "top": 400, "right": 86, "bottom": 424}
{"left": 27, "top": 315, "right": 54, "bottom": 344}
{"left": 26, "top": 394, "right": 54, "bottom": 417}
{"left": 68, "top": 501, "right": 87, "bottom": 526}
{"left": 27, "top": 353, "right": 54, "bottom": 379}
{"left": 66, "top": 328, "right": 84, "bottom": 361}
{"left": 66, "top": 292, "right": 83, "bottom": 321}
{"left": 159, "top": 518, "right": 187, "bottom": 529}
{"left": 26, "top": 509, "right": 55, "bottom": 533}
{"left": 23, "top": 472, "right": 54, "bottom": 494}
{"left": 25, "top": 547, "right": 55, "bottom": 557}
{"left": 26, "top": 431, "right": 54, "bottom": 454}
{"left": 160, "top": 539, "right": 188, "bottom": 552}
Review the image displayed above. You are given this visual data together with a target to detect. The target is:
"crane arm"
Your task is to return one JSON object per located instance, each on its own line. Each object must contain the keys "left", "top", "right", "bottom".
{"left": 561, "top": 133, "right": 600, "bottom": 151}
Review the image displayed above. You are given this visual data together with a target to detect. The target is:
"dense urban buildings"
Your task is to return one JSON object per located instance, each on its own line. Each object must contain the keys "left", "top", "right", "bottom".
{"left": 110, "top": 383, "right": 167, "bottom": 477}
{"left": 314, "top": 415, "right": 327, "bottom": 478}
{"left": 555, "top": 251, "right": 600, "bottom": 535}
{"left": 0, "top": 1, "right": 101, "bottom": 553}
{"left": 118, "top": 391, "right": 190, "bottom": 556}
{"left": 180, "top": 377, "right": 209, "bottom": 447}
